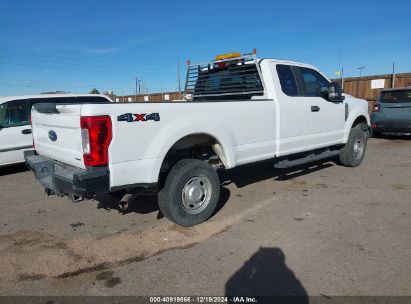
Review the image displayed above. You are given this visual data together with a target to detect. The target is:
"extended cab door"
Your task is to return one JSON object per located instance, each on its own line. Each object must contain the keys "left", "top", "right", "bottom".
{"left": 274, "top": 64, "right": 311, "bottom": 155}
{"left": 294, "top": 67, "right": 345, "bottom": 149}
{"left": 0, "top": 99, "right": 33, "bottom": 166}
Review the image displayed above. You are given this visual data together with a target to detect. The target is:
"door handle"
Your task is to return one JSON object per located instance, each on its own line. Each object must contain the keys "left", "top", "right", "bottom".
{"left": 311, "top": 106, "right": 320, "bottom": 112}
{"left": 21, "top": 129, "right": 32, "bottom": 135}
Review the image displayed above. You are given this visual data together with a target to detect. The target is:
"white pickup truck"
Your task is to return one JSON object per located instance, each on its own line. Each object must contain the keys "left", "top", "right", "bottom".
{"left": 26, "top": 50, "right": 370, "bottom": 226}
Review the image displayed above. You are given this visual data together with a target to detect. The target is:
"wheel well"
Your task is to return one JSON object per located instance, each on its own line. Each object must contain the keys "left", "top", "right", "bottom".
{"left": 352, "top": 116, "right": 367, "bottom": 128}
{"left": 160, "top": 134, "right": 227, "bottom": 175}
{"left": 351, "top": 115, "right": 371, "bottom": 139}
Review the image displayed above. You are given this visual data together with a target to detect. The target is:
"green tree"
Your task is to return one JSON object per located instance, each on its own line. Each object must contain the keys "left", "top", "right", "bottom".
{"left": 89, "top": 88, "right": 100, "bottom": 94}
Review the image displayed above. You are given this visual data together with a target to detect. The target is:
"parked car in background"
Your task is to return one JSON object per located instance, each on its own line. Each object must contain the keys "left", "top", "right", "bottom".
{"left": 371, "top": 87, "right": 411, "bottom": 137}
{"left": 0, "top": 94, "right": 112, "bottom": 167}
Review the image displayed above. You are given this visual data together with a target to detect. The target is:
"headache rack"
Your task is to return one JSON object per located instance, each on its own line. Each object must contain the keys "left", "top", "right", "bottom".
{"left": 184, "top": 50, "right": 265, "bottom": 101}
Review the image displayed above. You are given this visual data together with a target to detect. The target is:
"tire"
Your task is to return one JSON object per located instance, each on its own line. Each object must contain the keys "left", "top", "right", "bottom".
{"left": 339, "top": 124, "right": 367, "bottom": 167}
{"left": 158, "top": 159, "right": 220, "bottom": 227}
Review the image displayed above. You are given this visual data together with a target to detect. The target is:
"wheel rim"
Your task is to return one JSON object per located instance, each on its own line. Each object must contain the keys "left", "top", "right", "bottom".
{"left": 181, "top": 175, "right": 212, "bottom": 214}
{"left": 353, "top": 138, "right": 364, "bottom": 160}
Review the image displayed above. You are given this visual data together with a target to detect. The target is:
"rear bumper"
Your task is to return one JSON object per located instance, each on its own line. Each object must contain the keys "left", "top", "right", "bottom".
{"left": 24, "top": 151, "right": 109, "bottom": 198}
{"left": 372, "top": 120, "right": 411, "bottom": 134}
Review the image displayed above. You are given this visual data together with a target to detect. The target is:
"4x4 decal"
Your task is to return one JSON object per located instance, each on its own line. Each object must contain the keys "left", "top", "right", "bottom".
{"left": 117, "top": 113, "right": 160, "bottom": 122}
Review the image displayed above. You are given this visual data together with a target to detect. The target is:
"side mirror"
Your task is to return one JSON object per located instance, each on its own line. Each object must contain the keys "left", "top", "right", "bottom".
{"left": 328, "top": 83, "right": 345, "bottom": 102}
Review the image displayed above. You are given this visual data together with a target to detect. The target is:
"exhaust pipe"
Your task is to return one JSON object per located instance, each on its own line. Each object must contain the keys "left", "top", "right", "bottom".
{"left": 119, "top": 193, "right": 135, "bottom": 211}
{"left": 69, "top": 194, "right": 83, "bottom": 203}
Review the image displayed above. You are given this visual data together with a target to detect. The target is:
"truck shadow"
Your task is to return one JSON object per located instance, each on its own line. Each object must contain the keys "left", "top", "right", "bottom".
{"left": 0, "top": 163, "right": 28, "bottom": 177}
{"left": 95, "top": 193, "right": 159, "bottom": 214}
{"left": 219, "top": 158, "right": 335, "bottom": 188}
{"left": 94, "top": 187, "right": 231, "bottom": 219}
{"left": 225, "top": 247, "right": 308, "bottom": 302}
{"left": 93, "top": 159, "right": 334, "bottom": 218}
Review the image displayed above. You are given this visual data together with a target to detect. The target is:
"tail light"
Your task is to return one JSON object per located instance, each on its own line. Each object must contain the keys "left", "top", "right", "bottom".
{"left": 372, "top": 104, "right": 380, "bottom": 112}
{"left": 372, "top": 123, "right": 378, "bottom": 129}
{"left": 80, "top": 116, "right": 112, "bottom": 167}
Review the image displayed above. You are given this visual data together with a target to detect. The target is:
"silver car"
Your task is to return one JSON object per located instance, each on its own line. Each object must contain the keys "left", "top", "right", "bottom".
{"left": 371, "top": 87, "right": 411, "bottom": 136}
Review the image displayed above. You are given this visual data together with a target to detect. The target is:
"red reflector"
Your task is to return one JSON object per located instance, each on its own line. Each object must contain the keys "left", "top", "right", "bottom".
{"left": 372, "top": 123, "right": 377, "bottom": 129}
{"left": 217, "top": 62, "right": 227, "bottom": 68}
{"left": 80, "top": 116, "right": 112, "bottom": 167}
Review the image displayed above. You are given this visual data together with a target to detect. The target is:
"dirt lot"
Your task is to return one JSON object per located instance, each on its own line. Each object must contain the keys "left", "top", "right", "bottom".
{"left": 0, "top": 138, "right": 410, "bottom": 296}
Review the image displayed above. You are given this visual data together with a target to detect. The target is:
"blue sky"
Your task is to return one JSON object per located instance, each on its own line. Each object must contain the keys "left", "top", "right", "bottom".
{"left": 1, "top": 0, "right": 410, "bottom": 96}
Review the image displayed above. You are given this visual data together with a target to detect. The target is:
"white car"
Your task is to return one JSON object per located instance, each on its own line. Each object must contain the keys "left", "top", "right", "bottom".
{"left": 26, "top": 51, "right": 370, "bottom": 226}
{"left": 0, "top": 94, "right": 112, "bottom": 167}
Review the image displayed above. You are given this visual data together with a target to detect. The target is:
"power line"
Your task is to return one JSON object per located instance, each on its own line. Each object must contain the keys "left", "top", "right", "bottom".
{"left": 0, "top": 58, "right": 177, "bottom": 74}
{"left": 0, "top": 50, "right": 178, "bottom": 68}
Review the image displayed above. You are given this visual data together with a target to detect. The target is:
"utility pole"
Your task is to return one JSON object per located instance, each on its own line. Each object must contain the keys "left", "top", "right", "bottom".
{"left": 178, "top": 60, "right": 181, "bottom": 99}
{"left": 357, "top": 66, "right": 365, "bottom": 77}
{"left": 135, "top": 77, "right": 137, "bottom": 101}
{"left": 138, "top": 80, "right": 141, "bottom": 94}
{"left": 337, "top": 47, "right": 344, "bottom": 90}
{"left": 392, "top": 62, "right": 396, "bottom": 88}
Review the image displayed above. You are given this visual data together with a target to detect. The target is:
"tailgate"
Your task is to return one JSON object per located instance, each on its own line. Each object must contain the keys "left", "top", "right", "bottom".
{"left": 381, "top": 103, "right": 411, "bottom": 119}
{"left": 31, "top": 103, "right": 85, "bottom": 169}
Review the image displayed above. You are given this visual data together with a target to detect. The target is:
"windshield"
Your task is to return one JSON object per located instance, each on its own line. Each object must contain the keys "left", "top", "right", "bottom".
{"left": 380, "top": 90, "right": 411, "bottom": 103}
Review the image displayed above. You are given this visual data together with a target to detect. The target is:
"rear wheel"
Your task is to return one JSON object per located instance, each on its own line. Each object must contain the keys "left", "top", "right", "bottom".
{"left": 339, "top": 124, "right": 367, "bottom": 167}
{"left": 158, "top": 159, "right": 220, "bottom": 227}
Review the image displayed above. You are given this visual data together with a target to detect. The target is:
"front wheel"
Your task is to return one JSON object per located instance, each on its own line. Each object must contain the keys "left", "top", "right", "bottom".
{"left": 339, "top": 124, "right": 367, "bottom": 167}
{"left": 158, "top": 159, "right": 220, "bottom": 227}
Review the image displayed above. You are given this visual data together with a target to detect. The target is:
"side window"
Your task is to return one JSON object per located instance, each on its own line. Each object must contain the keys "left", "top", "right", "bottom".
{"left": 0, "top": 103, "right": 8, "bottom": 126}
{"left": 276, "top": 64, "right": 298, "bottom": 96}
{"left": 297, "top": 67, "right": 330, "bottom": 97}
{"left": 4, "top": 99, "right": 31, "bottom": 127}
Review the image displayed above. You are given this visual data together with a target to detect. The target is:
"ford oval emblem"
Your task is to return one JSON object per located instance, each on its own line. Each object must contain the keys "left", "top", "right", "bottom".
{"left": 48, "top": 130, "right": 57, "bottom": 142}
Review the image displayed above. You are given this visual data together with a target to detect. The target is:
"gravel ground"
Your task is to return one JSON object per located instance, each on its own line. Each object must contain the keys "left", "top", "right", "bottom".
{"left": 0, "top": 137, "right": 410, "bottom": 296}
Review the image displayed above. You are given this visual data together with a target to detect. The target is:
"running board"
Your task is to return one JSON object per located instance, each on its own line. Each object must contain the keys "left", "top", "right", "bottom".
{"left": 274, "top": 149, "right": 340, "bottom": 169}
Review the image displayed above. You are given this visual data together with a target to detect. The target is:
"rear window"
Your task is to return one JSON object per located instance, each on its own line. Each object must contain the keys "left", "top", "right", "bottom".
{"left": 76, "top": 96, "right": 111, "bottom": 103}
{"left": 29, "top": 96, "right": 110, "bottom": 104}
{"left": 380, "top": 90, "right": 411, "bottom": 103}
{"left": 30, "top": 97, "right": 77, "bottom": 105}
{"left": 192, "top": 63, "right": 264, "bottom": 101}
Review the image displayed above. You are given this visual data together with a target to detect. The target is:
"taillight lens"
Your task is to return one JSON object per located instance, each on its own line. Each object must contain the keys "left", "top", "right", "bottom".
{"left": 80, "top": 116, "right": 112, "bottom": 167}
{"left": 372, "top": 104, "right": 380, "bottom": 112}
